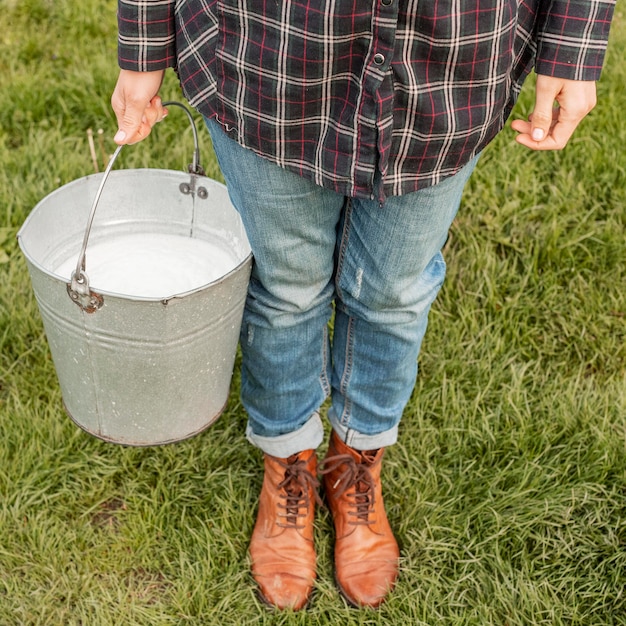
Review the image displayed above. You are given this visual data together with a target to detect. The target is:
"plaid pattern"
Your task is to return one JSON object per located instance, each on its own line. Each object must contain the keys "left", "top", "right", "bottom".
{"left": 118, "top": 0, "right": 615, "bottom": 199}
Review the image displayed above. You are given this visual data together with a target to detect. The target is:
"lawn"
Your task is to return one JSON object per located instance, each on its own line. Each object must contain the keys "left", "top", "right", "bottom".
{"left": 1, "top": 1, "right": 624, "bottom": 624}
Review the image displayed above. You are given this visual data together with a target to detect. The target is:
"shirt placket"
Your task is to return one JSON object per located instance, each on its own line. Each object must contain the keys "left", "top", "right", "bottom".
{"left": 353, "top": 0, "right": 400, "bottom": 199}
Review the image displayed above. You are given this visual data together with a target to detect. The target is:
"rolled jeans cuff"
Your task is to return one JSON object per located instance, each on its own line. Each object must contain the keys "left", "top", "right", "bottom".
{"left": 329, "top": 408, "right": 399, "bottom": 451}
{"left": 246, "top": 411, "right": 325, "bottom": 457}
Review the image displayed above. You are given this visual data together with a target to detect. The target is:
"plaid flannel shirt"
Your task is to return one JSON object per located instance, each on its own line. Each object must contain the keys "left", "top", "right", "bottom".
{"left": 118, "top": 0, "right": 615, "bottom": 199}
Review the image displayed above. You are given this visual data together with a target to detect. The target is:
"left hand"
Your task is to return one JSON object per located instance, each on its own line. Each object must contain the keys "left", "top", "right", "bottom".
{"left": 511, "top": 75, "right": 597, "bottom": 151}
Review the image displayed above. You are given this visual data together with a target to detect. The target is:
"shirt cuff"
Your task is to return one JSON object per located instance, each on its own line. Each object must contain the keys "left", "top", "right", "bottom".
{"left": 535, "top": 0, "right": 615, "bottom": 81}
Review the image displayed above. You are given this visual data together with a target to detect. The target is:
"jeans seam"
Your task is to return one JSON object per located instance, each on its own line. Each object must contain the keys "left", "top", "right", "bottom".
{"left": 335, "top": 199, "right": 355, "bottom": 428}
{"left": 339, "top": 315, "right": 355, "bottom": 426}
{"left": 319, "top": 324, "right": 331, "bottom": 397}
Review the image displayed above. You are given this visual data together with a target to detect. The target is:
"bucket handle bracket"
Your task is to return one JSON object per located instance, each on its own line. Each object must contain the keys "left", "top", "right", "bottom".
{"left": 179, "top": 174, "right": 208, "bottom": 199}
{"left": 67, "top": 272, "right": 104, "bottom": 313}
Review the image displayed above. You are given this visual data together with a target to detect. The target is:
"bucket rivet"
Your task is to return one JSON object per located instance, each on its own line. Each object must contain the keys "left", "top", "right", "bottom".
{"left": 197, "top": 187, "right": 208, "bottom": 199}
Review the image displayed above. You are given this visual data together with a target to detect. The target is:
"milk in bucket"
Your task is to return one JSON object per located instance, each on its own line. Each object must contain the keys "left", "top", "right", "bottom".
{"left": 54, "top": 232, "right": 240, "bottom": 298}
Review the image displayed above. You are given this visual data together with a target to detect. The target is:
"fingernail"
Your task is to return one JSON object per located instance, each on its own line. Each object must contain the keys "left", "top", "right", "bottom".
{"left": 114, "top": 129, "right": 126, "bottom": 142}
{"left": 532, "top": 128, "right": 545, "bottom": 141}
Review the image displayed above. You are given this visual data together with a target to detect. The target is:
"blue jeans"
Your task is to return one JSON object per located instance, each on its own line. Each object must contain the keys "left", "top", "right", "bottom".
{"left": 207, "top": 119, "right": 478, "bottom": 457}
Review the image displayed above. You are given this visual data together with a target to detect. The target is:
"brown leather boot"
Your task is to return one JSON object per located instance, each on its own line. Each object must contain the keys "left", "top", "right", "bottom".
{"left": 320, "top": 431, "right": 400, "bottom": 607}
{"left": 249, "top": 449, "right": 319, "bottom": 610}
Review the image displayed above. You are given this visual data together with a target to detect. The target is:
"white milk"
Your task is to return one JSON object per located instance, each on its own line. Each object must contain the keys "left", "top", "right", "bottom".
{"left": 55, "top": 232, "right": 240, "bottom": 298}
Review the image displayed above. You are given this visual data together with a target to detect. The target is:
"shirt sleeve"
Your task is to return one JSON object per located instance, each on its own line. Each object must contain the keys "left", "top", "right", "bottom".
{"left": 117, "top": 0, "right": 176, "bottom": 71}
{"left": 535, "top": 0, "right": 616, "bottom": 80}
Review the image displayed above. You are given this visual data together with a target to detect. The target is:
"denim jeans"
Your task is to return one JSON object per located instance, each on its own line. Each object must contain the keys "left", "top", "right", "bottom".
{"left": 206, "top": 119, "right": 478, "bottom": 457}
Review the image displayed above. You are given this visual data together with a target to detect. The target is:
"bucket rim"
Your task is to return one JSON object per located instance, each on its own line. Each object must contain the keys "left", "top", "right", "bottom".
{"left": 18, "top": 167, "right": 253, "bottom": 303}
{"left": 17, "top": 167, "right": 227, "bottom": 237}
{"left": 21, "top": 246, "right": 253, "bottom": 303}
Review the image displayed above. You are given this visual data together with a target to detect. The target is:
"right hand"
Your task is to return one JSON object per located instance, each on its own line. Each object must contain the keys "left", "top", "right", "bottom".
{"left": 111, "top": 69, "right": 168, "bottom": 145}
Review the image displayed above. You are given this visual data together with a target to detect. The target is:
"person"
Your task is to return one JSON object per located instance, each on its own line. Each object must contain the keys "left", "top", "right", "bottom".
{"left": 111, "top": 0, "right": 615, "bottom": 610}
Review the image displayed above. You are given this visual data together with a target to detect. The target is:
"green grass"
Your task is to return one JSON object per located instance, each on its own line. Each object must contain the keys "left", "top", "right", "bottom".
{"left": 1, "top": 1, "right": 625, "bottom": 624}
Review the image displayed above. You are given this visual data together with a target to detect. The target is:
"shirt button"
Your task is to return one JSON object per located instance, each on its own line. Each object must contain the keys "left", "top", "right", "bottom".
{"left": 381, "top": 0, "right": 393, "bottom": 5}
{"left": 373, "top": 53, "right": 385, "bottom": 65}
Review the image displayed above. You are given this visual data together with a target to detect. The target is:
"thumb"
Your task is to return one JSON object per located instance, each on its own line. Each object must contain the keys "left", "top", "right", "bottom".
{"left": 114, "top": 100, "right": 147, "bottom": 144}
{"left": 530, "top": 75, "right": 561, "bottom": 142}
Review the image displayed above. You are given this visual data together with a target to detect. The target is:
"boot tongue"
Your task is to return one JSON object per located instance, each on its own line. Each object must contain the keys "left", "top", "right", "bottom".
{"left": 352, "top": 466, "right": 375, "bottom": 523}
{"left": 360, "top": 449, "right": 379, "bottom": 466}
{"left": 353, "top": 449, "right": 383, "bottom": 522}
{"left": 284, "top": 481, "right": 304, "bottom": 524}
{"left": 277, "top": 452, "right": 319, "bottom": 526}
{"left": 282, "top": 455, "right": 306, "bottom": 501}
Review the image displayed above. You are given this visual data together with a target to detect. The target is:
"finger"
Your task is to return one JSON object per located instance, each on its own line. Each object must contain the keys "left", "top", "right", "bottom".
{"left": 115, "top": 97, "right": 168, "bottom": 145}
{"left": 511, "top": 109, "right": 558, "bottom": 139}
{"left": 125, "top": 119, "right": 151, "bottom": 145}
{"left": 512, "top": 119, "right": 562, "bottom": 151}
{"left": 142, "top": 96, "right": 169, "bottom": 127}
{"left": 544, "top": 111, "right": 580, "bottom": 149}
{"left": 529, "top": 82, "right": 559, "bottom": 143}
{"left": 114, "top": 98, "right": 149, "bottom": 145}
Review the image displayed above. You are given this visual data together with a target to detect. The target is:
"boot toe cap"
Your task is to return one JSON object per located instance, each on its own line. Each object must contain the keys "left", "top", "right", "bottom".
{"left": 337, "top": 566, "right": 398, "bottom": 607}
{"left": 256, "top": 571, "right": 314, "bottom": 610}
{"left": 335, "top": 555, "right": 399, "bottom": 607}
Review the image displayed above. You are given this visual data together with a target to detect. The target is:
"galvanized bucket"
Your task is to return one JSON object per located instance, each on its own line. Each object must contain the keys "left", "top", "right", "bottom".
{"left": 17, "top": 104, "right": 252, "bottom": 446}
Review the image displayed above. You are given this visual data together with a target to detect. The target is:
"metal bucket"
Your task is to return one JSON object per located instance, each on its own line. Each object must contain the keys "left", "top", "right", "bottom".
{"left": 17, "top": 104, "right": 252, "bottom": 446}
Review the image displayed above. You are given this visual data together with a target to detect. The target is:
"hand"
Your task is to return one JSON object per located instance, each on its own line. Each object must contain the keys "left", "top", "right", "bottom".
{"left": 511, "top": 75, "right": 597, "bottom": 151}
{"left": 111, "top": 69, "right": 168, "bottom": 145}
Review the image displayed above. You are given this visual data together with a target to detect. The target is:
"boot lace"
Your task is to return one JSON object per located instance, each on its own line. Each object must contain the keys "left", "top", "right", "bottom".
{"left": 276, "top": 455, "right": 322, "bottom": 530}
{"left": 319, "top": 453, "right": 377, "bottom": 526}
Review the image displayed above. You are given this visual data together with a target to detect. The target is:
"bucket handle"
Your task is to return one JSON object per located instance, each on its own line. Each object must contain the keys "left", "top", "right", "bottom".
{"left": 67, "top": 102, "right": 205, "bottom": 312}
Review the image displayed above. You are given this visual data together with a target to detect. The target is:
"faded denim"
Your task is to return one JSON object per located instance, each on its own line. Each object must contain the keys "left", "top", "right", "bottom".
{"left": 207, "top": 118, "right": 478, "bottom": 456}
